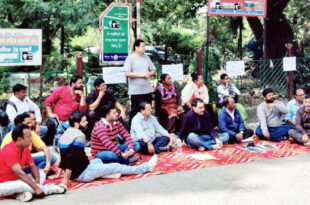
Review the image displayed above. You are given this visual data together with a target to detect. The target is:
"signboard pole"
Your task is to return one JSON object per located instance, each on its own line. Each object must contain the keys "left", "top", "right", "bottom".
{"left": 263, "top": 18, "right": 267, "bottom": 59}
{"left": 205, "top": 14, "right": 211, "bottom": 81}
{"left": 285, "top": 43, "right": 293, "bottom": 99}
{"left": 136, "top": 0, "right": 141, "bottom": 39}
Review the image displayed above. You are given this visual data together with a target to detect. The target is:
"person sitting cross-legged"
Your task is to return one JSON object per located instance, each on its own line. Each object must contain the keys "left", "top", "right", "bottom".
{"left": 179, "top": 98, "right": 229, "bottom": 151}
{"left": 219, "top": 96, "right": 254, "bottom": 144}
{"left": 52, "top": 111, "right": 157, "bottom": 186}
{"left": 255, "top": 88, "right": 293, "bottom": 142}
{"left": 0, "top": 124, "right": 66, "bottom": 202}
{"left": 288, "top": 94, "right": 310, "bottom": 146}
{"left": 1, "top": 113, "right": 57, "bottom": 174}
{"left": 131, "top": 101, "right": 177, "bottom": 155}
{"left": 91, "top": 103, "right": 141, "bottom": 165}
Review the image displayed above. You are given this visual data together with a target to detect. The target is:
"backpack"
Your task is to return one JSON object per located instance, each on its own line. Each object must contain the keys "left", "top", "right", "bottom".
{"left": 0, "top": 99, "right": 17, "bottom": 127}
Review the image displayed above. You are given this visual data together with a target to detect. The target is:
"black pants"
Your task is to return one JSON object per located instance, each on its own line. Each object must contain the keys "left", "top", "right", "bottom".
{"left": 137, "top": 136, "right": 170, "bottom": 155}
{"left": 129, "top": 93, "right": 152, "bottom": 127}
{"left": 228, "top": 128, "right": 254, "bottom": 144}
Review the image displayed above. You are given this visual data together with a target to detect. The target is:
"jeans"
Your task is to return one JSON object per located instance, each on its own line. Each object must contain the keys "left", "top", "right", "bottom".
{"left": 288, "top": 129, "right": 304, "bottom": 143}
{"left": 24, "top": 155, "right": 57, "bottom": 174}
{"left": 39, "top": 125, "right": 48, "bottom": 139}
{"left": 0, "top": 171, "right": 62, "bottom": 197}
{"left": 75, "top": 158, "right": 149, "bottom": 182}
{"left": 95, "top": 142, "right": 140, "bottom": 165}
{"left": 255, "top": 124, "right": 293, "bottom": 142}
{"left": 186, "top": 132, "right": 229, "bottom": 150}
{"left": 137, "top": 136, "right": 170, "bottom": 154}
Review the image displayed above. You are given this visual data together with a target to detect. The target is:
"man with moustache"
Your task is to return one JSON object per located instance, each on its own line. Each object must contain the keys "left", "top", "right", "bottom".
{"left": 256, "top": 88, "right": 293, "bottom": 142}
{"left": 45, "top": 76, "right": 87, "bottom": 145}
{"left": 288, "top": 95, "right": 310, "bottom": 146}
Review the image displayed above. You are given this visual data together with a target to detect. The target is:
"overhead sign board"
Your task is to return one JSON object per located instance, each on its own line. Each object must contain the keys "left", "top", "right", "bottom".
{"left": 208, "top": 0, "right": 267, "bottom": 17}
{"left": 0, "top": 29, "right": 42, "bottom": 66}
{"left": 99, "top": 2, "right": 132, "bottom": 65}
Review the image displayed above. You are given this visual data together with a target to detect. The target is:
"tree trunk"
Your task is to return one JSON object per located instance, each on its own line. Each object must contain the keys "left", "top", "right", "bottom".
{"left": 247, "top": 0, "right": 294, "bottom": 59}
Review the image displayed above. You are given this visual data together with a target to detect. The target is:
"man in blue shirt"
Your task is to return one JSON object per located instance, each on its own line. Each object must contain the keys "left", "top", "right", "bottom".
{"left": 285, "top": 88, "right": 305, "bottom": 126}
{"left": 219, "top": 96, "right": 254, "bottom": 143}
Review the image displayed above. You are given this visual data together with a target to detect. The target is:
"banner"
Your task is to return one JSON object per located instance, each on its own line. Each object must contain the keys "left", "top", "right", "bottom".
{"left": 208, "top": 0, "right": 267, "bottom": 17}
{"left": 99, "top": 2, "right": 132, "bottom": 65}
{"left": 0, "top": 29, "right": 42, "bottom": 66}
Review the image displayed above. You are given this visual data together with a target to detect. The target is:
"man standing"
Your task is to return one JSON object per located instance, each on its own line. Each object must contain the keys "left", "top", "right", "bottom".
{"left": 131, "top": 101, "right": 176, "bottom": 155}
{"left": 285, "top": 88, "right": 305, "bottom": 126}
{"left": 124, "top": 39, "right": 156, "bottom": 125}
{"left": 91, "top": 103, "right": 140, "bottom": 165}
{"left": 45, "top": 75, "right": 87, "bottom": 143}
{"left": 179, "top": 98, "right": 229, "bottom": 151}
{"left": 288, "top": 95, "right": 310, "bottom": 145}
{"left": 256, "top": 88, "right": 293, "bottom": 142}
{"left": 0, "top": 124, "right": 66, "bottom": 202}
{"left": 86, "top": 78, "right": 126, "bottom": 133}
{"left": 219, "top": 96, "right": 254, "bottom": 143}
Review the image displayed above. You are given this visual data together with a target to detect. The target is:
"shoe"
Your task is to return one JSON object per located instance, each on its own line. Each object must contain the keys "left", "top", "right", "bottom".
{"left": 147, "top": 154, "right": 158, "bottom": 171}
{"left": 198, "top": 146, "right": 205, "bottom": 151}
{"left": 102, "top": 173, "right": 121, "bottom": 179}
{"left": 48, "top": 184, "right": 66, "bottom": 195}
{"left": 129, "top": 155, "right": 141, "bottom": 165}
{"left": 212, "top": 144, "right": 220, "bottom": 150}
{"left": 304, "top": 140, "right": 310, "bottom": 146}
{"left": 16, "top": 191, "right": 33, "bottom": 202}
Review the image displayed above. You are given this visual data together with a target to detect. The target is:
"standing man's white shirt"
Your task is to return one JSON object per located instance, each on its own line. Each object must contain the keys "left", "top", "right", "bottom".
{"left": 6, "top": 95, "right": 42, "bottom": 123}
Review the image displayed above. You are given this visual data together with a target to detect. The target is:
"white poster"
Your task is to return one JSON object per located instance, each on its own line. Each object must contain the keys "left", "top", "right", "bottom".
{"left": 162, "top": 64, "right": 184, "bottom": 81}
{"left": 102, "top": 67, "right": 126, "bottom": 84}
{"left": 226, "top": 60, "right": 245, "bottom": 77}
{"left": 0, "top": 29, "right": 42, "bottom": 66}
{"left": 283, "top": 57, "right": 296, "bottom": 71}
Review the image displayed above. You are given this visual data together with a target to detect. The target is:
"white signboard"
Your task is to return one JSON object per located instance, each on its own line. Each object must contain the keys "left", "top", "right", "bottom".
{"left": 162, "top": 64, "right": 184, "bottom": 81}
{"left": 283, "top": 57, "right": 296, "bottom": 71}
{"left": 226, "top": 60, "right": 245, "bottom": 77}
{"left": 102, "top": 67, "right": 126, "bottom": 84}
{"left": 0, "top": 29, "right": 42, "bottom": 66}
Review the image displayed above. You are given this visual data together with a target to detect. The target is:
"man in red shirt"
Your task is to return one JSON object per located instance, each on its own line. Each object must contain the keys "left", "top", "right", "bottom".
{"left": 0, "top": 124, "right": 66, "bottom": 202}
{"left": 45, "top": 75, "right": 87, "bottom": 147}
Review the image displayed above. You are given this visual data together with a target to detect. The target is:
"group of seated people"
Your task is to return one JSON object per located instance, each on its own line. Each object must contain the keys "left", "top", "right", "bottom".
{"left": 0, "top": 73, "right": 309, "bottom": 202}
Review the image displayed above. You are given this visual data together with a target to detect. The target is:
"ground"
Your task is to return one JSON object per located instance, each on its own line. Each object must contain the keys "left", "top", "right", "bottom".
{"left": 4, "top": 152, "right": 310, "bottom": 205}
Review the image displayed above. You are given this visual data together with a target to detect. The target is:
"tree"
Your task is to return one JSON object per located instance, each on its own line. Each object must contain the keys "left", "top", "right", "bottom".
{"left": 0, "top": 0, "right": 113, "bottom": 55}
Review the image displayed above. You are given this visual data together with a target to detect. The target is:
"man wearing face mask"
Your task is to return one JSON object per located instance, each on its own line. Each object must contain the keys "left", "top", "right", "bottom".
{"left": 256, "top": 88, "right": 293, "bottom": 142}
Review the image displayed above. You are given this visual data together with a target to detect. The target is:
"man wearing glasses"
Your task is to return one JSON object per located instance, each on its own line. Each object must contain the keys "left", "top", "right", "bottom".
{"left": 285, "top": 88, "right": 305, "bottom": 126}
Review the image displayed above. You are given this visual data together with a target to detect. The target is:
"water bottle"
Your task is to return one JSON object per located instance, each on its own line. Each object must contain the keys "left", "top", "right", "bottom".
{"left": 176, "top": 138, "right": 183, "bottom": 156}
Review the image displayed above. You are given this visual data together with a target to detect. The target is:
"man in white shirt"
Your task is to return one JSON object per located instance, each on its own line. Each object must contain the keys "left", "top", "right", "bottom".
{"left": 217, "top": 74, "right": 240, "bottom": 105}
{"left": 6, "top": 84, "right": 47, "bottom": 139}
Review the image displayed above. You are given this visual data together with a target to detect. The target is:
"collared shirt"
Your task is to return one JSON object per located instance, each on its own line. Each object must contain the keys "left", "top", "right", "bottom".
{"left": 123, "top": 53, "right": 156, "bottom": 95}
{"left": 295, "top": 107, "right": 310, "bottom": 136}
{"left": 225, "top": 108, "right": 235, "bottom": 122}
{"left": 1, "top": 131, "right": 45, "bottom": 151}
{"left": 217, "top": 84, "right": 240, "bottom": 103}
{"left": 131, "top": 112, "right": 168, "bottom": 142}
{"left": 285, "top": 98, "right": 304, "bottom": 123}
{"left": 91, "top": 118, "right": 134, "bottom": 157}
{"left": 45, "top": 86, "right": 87, "bottom": 121}
{"left": 0, "top": 141, "right": 33, "bottom": 182}
{"left": 219, "top": 108, "right": 245, "bottom": 137}
{"left": 6, "top": 95, "right": 42, "bottom": 123}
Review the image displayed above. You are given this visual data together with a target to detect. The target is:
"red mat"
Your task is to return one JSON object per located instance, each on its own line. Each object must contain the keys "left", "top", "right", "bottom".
{"left": 43, "top": 138, "right": 310, "bottom": 190}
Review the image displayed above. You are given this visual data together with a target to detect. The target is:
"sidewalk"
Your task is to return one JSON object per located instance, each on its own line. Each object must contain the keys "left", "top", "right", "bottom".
{"left": 5, "top": 152, "right": 310, "bottom": 205}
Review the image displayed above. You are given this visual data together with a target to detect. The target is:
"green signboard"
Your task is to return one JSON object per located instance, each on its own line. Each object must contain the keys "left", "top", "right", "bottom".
{"left": 100, "top": 3, "right": 132, "bottom": 65}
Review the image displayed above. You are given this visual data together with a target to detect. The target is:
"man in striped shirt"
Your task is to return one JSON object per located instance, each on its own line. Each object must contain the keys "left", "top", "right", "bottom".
{"left": 91, "top": 103, "right": 140, "bottom": 165}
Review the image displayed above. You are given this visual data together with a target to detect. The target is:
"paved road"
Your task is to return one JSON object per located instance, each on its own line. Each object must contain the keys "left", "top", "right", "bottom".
{"left": 5, "top": 153, "right": 310, "bottom": 205}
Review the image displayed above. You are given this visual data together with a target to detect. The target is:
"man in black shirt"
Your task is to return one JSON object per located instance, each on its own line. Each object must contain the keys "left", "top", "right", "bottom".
{"left": 86, "top": 78, "right": 127, "bottom": 136}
